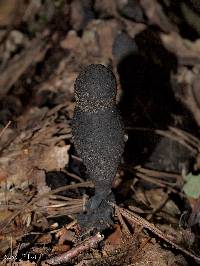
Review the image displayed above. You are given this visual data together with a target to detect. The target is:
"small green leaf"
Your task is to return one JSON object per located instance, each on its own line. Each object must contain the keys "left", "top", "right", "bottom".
{"left": 183, "top": 173, "right": 200, "bottom": 199}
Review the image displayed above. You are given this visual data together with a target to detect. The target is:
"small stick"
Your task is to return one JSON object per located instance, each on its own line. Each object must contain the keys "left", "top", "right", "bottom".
{"left": 111, "top": 203, "right": 200, "bottom": 263}
{"left": 0, "top": 120, "right": 11, "bottom": 138}
{"left": 134, "top": 172, "right": 181, "bottom": 194}
{"left": 155, "top": 129, "right": 197, "bottom": 154}
{"left": 45, "top": 233, "right": 104, "bottom": 265}
{"left": 135, "top": 166, "right": 181, "bottom": 179}
{"left": 65, "top": 170, "right": 84, "bottom": 182}
{"left": 116, "top": 207, "right": 130, "bottom": 235}
{"left": 169, "top": 126, "right": 200, "bottom": 148}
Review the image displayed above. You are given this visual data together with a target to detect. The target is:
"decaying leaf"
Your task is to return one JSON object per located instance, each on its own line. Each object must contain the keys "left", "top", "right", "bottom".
{"left": 38, "top": 145, "right": 70, "bottom": 171}
{"left": 0, "top": 104, "right": 72, "bottom": 187}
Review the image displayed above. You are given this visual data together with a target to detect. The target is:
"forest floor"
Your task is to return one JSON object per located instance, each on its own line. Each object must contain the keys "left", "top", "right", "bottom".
{"left": 0, "top": 0, "right": 200, "bottom": 265}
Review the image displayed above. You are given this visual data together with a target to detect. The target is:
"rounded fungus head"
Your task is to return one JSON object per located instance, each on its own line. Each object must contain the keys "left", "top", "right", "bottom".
{"left": 74, "top": 64, "right": 116, "bottom": 105}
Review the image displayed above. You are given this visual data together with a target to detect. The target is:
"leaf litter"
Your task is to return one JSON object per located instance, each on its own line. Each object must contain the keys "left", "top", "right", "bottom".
{"left": 0, "top": 0, "right": 200, "bottom": 265}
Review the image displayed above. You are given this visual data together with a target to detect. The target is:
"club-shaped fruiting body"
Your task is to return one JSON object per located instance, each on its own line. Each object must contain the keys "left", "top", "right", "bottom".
{"left": 72, "top": 64, "right": 124, "bottom": 225}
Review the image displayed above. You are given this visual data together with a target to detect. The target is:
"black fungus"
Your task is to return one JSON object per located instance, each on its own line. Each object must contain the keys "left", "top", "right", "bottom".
{"left": 72, "top": 64, "right": 125, "bottom": 230}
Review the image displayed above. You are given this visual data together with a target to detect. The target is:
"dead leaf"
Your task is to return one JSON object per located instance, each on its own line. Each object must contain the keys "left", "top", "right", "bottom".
{"left": 38, "top": 145, "right": 70, "bottom": 171}
{"left": 104, "top": 225, "right": 123, "bottom": 253}
{"left": 52, "top": 244, "right": 71, "bottom": 254}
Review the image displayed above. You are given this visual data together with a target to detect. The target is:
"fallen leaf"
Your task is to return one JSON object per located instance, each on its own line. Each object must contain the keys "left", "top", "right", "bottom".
{"left": 104, "top": 225, "right": 123, "bottom": 253}
{"left": 38, "top": 145, "right": 70, "bottom": 171}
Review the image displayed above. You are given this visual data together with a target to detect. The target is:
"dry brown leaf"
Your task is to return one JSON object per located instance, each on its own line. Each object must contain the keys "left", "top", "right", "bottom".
{"left": 0, "top": 104, "right": 72, "bottom": 187}
{"left": 36, "top": 233, "right": 52, "bottom": 244}
{"left": 52, "top": 244, "right": 71, "bottom": 254}
{"left": 38, "top": 145, "right": 70, "bottom": 171}
{"left": 57, "top": 228, "right": 75, "bottom": 244}
{"left": 104, "top": 225, "right": 123, "bottom": 253}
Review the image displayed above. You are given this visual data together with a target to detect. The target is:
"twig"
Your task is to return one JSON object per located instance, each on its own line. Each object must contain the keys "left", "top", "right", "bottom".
{"left": 65, "top": 170, "right": 84, "bottom": 182}
{"left": 45, "top": 233, "right": 104, "bottom": 265}
{"left": 116, "top": 206, "right": 130, "bottom": 235}
{"left": 124, "top": 165, "right": 184, "bottom": 193}
{"left": 134, "top": 171, "right": 182, "bottom": 194}
{"left": 0, "top": 120, "right": 11, "bottom": 138}
{"left": 146, "top": 194, "right": 169, "bottom": 220}
{"left": 135, "top": 166, "right": 181, "bottom": 179}
{"left": 111, "top": 203, "right": 200, "bottom": 263}
{"left": 169, "top": 126, "right": 200, "bottom": 149}
{"left": 155, "top": 129, "right": 197, "bottom": 154}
